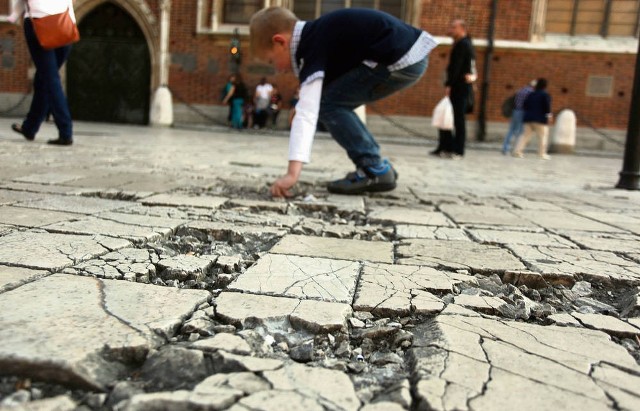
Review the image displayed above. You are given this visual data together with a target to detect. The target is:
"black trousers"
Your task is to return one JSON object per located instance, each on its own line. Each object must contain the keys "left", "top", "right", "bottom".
{"left": 434, "top": 85, "right": 470, "bottom": 155}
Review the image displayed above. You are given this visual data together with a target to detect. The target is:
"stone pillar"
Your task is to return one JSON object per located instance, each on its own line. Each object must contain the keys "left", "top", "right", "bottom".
{"left": 150, "top": 0, "right": 173, "bottom": 126}
{"left": 550, "top": 109, "right": 576, "bottom": 154}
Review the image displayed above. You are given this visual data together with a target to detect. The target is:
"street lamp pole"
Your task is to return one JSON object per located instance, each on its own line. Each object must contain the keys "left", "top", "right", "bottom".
{"left": 616, "top": 38, "right": 640, "bottom": 190}
{"left": 476, "top": 0, "right": 498, "bottom": 142}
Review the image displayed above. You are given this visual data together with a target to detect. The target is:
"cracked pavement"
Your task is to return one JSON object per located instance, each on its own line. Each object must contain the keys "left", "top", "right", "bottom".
{"left": 0, "top": 118, "right": 640, "bottom": 410}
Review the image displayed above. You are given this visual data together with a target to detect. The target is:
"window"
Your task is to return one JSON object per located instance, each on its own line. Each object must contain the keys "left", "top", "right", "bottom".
{"left": 545, "top": 0, "right": 640, "bottom": 37}
{"left": 223, "top": 0, "right": 264, "bottom": 25}
{"left": 293, "top": 0, "right": 407, "bottom": 21}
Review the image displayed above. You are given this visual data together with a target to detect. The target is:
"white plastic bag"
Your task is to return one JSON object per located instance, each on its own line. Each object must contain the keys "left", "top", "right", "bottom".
{"left": 431, "top": 97, "right": 454, "bottom": 130}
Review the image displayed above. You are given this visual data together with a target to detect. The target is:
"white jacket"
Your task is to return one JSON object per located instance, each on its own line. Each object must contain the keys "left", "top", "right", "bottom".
{"left": 8, "top": 0, "right": 76, "bottom": 24}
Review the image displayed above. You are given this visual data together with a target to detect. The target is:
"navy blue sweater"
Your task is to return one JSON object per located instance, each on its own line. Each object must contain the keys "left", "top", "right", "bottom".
{"left": 523, "top": 90, "right": 552, "bottom": 124}
{"left": 296, "top": 9, "right": 423, "bottom": 86}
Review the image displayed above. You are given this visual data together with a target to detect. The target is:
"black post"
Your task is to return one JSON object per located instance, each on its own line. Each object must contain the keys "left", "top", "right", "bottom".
{"left": 615, "top": 39, "right": 640, "bottom": 190}
{"left": 476, "top": 0, "right": 498, "bottom": 142}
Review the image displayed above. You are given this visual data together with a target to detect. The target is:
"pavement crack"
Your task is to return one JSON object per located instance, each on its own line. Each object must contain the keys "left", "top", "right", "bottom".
{"left": 95, "top": 277, "right": 148, "bottom": 339}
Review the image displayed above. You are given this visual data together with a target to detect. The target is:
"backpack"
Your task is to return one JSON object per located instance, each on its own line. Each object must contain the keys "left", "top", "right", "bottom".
{"left": 501, "top": 94, "right": 516, "bottom": 118}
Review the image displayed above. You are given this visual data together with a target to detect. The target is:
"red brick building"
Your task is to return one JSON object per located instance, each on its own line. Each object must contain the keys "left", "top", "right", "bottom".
{"left": 0, "top": 0, "right": 638, "bottom": 129}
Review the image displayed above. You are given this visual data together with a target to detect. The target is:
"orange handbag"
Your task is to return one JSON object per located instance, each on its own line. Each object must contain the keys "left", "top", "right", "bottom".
{"left": 27, "top": 4, "right": 80, "bottom": 50}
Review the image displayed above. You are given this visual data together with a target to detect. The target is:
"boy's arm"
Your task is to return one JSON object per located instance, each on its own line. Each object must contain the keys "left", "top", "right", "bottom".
{"left": 270, "top": 77, "right": 323, "bottom": 198}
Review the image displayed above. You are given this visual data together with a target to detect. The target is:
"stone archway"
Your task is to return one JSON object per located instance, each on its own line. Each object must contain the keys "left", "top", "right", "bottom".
{"left": 67, "top": 1, "right": 155, "bottom": 124}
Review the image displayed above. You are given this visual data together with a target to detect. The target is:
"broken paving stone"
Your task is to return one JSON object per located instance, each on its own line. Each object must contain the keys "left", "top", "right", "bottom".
{"left": 44, "top": 217, "right": 169, "bottom": 243}
{"left": 237, "top": 389, "right": 325, "bottom": 411}
{"left": 466, "top": 228, "right": 577, "bottom": 248}
{"left": 186, "top": 220, "right": 287, "bottom": 244}
{"left": 96, "top": 211, "right": 189, "bottom": 231}
{"left": 212, "top": 209, "right": 301, "bottom": 228}
{"left": 270, "top": 234, "right": 394, "bottom": 263}
{"left": 216, "top": 255, "right": 242, "bottom": 273}
{"left": 368, "top": 207, "right": 453, "bottom": 227}
{"left": 453, "top": 294, "right": 506, "bottom": 314}
{"left": 66, "top": 248, "right": 156, "bottom": 283}
{"left": 194, "top": 372, "right": 270, "bottom": 396}
{"left": 0, "top": 265, "right": 49, "bottom": 293}
{"left": 508, "top": 245, "right": 640, "bottom": 285}
{"left": 181, "top": 316, "right": 217, "bottom": 336}
{"left": 214, "top": 351, "right": 283, "bottom": 373}
{"left": 140, "top": 193, "right": 228, "bottom": 209}
{"left": 562, "top": 231, "right": 640, "bottom": 253}
{"left": 591, "top": 363, "right": 640, "bottom": 411}
{"left": 118, "top": 388, "right": 243, "bottom": 411}
{"left": 191, "top": 333, "right": 252, "bottom": 355}
{"left": 215, "top": 292, "right": 352, "bottom": 333}
{"left": 574, "top": 297, "right": 617, "bottom": 314}
{"left": 571, "top": 312, "right": 640, "bottom": 338}
{"left": 139, "top": 346, "right": 209, "bottom": 391}
{"left": 18, "top": 194, "right": 132, "bottom": 215}
{"left": 0, "top": 231, "right": 130, "bottom": 270}
{"left": 289, "top": 341, "right": 314, "bottom": 363}
{"left": 157, "top": 255, "right": 216, "bottom": 281}
{"left": 438, "top": 204, "right": 531, "bottom": 228}
{"left": 621, "top": 291, "right": 640, "bottom": 317}
{"left": 227, "top": 198, "right": 288, "bottom": 213}
{"left": 397, "top": 239, "right": 526, "bottom": 272}
{"left": 261, "top": 363, "right": 360, "bottom": 411}
{"left": 0, "top": 395, "right": 76, "bottom": 411}
{"left": 512, "top": 209, "right": 624, "bottom": 233}
{"left": 395, "top": 225, "right": 469, "bottom": 241}
{"left": 360, "top": 401, "right": 406, "bottom": 411}
{"left": 229, "top": 253, "right": 360, "bottom": 303}
{"left": 440, "top": 303, "right": 482, "bottom": 317}
{"left": 0, "top": 206, "right": 76, "bottom": 228}
{"left": 0, "top": 274, "right": 210, "bottom": 390}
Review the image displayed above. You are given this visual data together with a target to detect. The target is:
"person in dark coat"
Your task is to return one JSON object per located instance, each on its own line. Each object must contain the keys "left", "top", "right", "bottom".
{"left": 513, "top": 78, "right": 552, "bottom": 160}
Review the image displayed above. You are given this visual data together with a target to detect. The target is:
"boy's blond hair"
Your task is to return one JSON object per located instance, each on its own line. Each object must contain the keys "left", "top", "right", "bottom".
{"left": 250, "top": 7, "right": 298, "bottom": 57}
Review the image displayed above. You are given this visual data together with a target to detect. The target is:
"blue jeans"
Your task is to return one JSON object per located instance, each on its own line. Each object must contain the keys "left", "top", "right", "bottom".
{"left": 319, "top": 58, "right": 428, "bottom": 168}
{"left": 22, "top": 18, "right": 73, "bottom": 140}
{"left": 502, "top": 108, "right": 524, "bottom": 153}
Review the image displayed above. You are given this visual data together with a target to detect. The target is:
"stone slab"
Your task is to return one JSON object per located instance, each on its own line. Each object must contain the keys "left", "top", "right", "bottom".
{"left": 0, "top": 274, "right": 210, "bottom": 390}
{"left": 512, "top": 209, "right": 624, "bottom": 233}
{"left": 64, "top": 248, "right": 157, "bottom": 282}
{"left": 12, "top": 172, "right": 86, "bottom": 185}
{"left": 508, "top": 245, "right": 640, "bottom": 285}
{"left": 467, "top": 228, "right": 577, "bottom": 248}
{"left": 0, "top": 182, "right": 79, "bottom": 195}
{"left": 571, "top": 312, "right": 640, "bottom": 337}
{"left": 438, "top": 204, "right": 532, "bottom": 228}
{"left": 561, "top": 231, "right": 640, "bottom": 253}
{"left": 213, "top": 209, "right": 301, "bottom": 228}
{"left": 44, "top": 217, "right": 171, "bottom": 243}
{"left": 0, "top": 206, "right": 77, "bottom": 228}
{"left": 0, "top": 231, "right": 130, "bottom": 270}
{"left": 140, "top": 193, "right": 228, "bottom": 209}
{"left": 395, "top": 225, "right": 469, "bottom": 241}
{"left": 215, "top": 292, "right": 352, "bottom": 333}
{"left": 0, "top": 265, "right": 49, "bottom": 293}
{"left": 576, "top": 211, "right": 640, "bottom": 236}
{"left": 410, "top": 314, "right": 640, "bottom": 411}
{"left": 186, "top": 220, "right": 288, "bottom": 243}
{"left": 453, "top": 294, "right": 506, "bottom": 314}
{"left": 191, "top": 333, "right": 252, "bottom": 355}
{"left": 229, "top": 253, "right": 360, "bottom": 303}
{"left": 96, "top": 211, "right": 189, "bottom": 231}
{"left": 18, "top": 194, "right": 132, "bottom": 215}
{"left": 354, "top": 263, "right": 472, "bottom": 316}
{"left": 368, "top": 207, "right": 454, "bottom": 227}
{"left": 157, "top": 255, "right": 216, "bottom": 281}
{"left": 548, "top": 313, "right": 582, "bottom": 327}
{"left": 226, "top": 198, "right": 288, "bottom": 213}
{"left": 0, "top": 189, "right": 45, "bottom": 205}
{"left": 397, "top": 239, "right": 526, "bottom": 272}
{"left": 270, "top": 234, "right": 394, "bottom": 263}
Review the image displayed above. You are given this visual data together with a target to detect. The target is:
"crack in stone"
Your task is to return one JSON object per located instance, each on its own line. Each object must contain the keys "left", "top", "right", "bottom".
{"left": 94, "top": 277, "right": 149, "bottom": 340}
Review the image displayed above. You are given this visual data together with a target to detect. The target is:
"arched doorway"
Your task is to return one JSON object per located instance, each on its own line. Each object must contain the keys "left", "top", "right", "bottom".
{"left": 67, "top": 2, "right": 151, "bottom": 124}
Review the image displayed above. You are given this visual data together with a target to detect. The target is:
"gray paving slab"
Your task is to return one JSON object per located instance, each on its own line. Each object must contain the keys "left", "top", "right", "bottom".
{"left": 512, "top": 209, "right": 624, "bottom": 233}
{"left": 508, "top": 245, "right": 640, "bottom": 285}
{"left": 438, "top": 204, "right": 531, "bottom": 228}
{"left": 44, "top": 217, "right": 170, "bottom": 243}
{"left": 466, "top": 228, "right": 578, "bottom": 248}
{"left": 354, "top": 263, "right": 473, "bottom": 316}
{"left": 0, "top": 231, "right": 130, "bottom": 270}
{"left": 505, "top": 197, "right": 566, "bottom": 211}
{"left": 64, "top": 248, "right": 157, "bottom": 282}
{"left": 0, "top": 265, "right": 49, "bottom": 293}
{"left": 0, "top": 189, "right": 46, "bottom": 205}
{"left": 560, "top": 230, "right": 640, "bottom": 253}
{"left": 186, "top": 220, "right": 288, "bottom": 242}
{"left": 0, "top": 181, "right": 82, "bottom": 195}
{"left": 12, "top": 172, "right": 86, "bottom": 185}
{"left": 212, "top": 209, "right": 301, "bottom": 228}
{"left": 229, "top": 253, "right": 360, "bottom": 303}
{"left": 368, "top": 207, "right": 454, "bottom": 227}
{"left": 0, "top": 206, "right": 78, "bottom": 228}
{"left": 140, "top": 193, "right": 228, "bottom": 209}
{"left": 576, "top": 211, "right": 640, "bottom": 236}
{"left": 397, "top": 239, "right": 526, "bottom": 272}
{"left": 18, "top": 194, "right": 133, "bottom": 215}
{"left": 410, "top": 315, "right": 640, "bottom": 411}
{"left": 395, "top": 225, "right": 470, "bottom": 241}
{"left": 0, "top": 273, "right": 210, "bottom": 390}
{"left": 270, "top": 234, "right": 394, "bottom": 263}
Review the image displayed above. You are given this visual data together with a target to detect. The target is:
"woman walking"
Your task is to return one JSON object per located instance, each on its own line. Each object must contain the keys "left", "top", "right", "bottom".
{"left": 513, "top": 78, "right": 552, "bottom": 160}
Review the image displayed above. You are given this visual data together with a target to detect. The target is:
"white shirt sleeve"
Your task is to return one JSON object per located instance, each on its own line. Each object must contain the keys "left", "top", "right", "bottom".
{"left": 288, "top": 77, "right": 323, "bottom": 163}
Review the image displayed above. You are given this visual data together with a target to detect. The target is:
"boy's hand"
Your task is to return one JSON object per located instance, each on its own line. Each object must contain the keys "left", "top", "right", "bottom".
{"left": 270, "top": 160, "right": 303, "bottom": 198}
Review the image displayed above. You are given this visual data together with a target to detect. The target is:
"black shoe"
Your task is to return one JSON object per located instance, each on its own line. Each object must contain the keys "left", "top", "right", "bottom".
{"left": 327, "top": 165, "right": 397, "bottom": 195}
{"left": 47, "top": 138, "right": 73, "bottom": 146}
{"left": 11, "top": 124, "right": 34, "bottom": 141}
{"left": 429, "top": 149, "right": 441, "bottom": 156}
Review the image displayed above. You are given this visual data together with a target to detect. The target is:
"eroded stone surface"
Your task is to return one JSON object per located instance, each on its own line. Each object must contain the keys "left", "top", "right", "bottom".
{"left": 0, "top": 265, "right": 49, "bottom": 293}
{"left": 44, "top": 217, "right": 170, "bottom": 243}
{"left": 0, "top": 206, "right": 77, "bottom": 228}
{"left": 0, "top": 231, "right": 130, "bottom": 270}
{"left": 18, "top": 194, "right": 132, "bottom": 215}
{"left": 270, "top": 234, "right": 394, "bottom": 263}
{"left": 368, "top": 207, "right": 453, "bottom": 227}
{"left": 397, "top": 239, "right": 526, "bottom": 272}
{"left": 140, "top": 193, "right": 228, "bottom": 209}
{"left": 467, "top": 228, "right": 577, "bottom": 248}
{"left": 395, "top": 225, "right": 469, "bottom": 241}
{"left": 64, "top": 248, "right": 157, "bottom": 282}
{"left": 230, "top": 254, "right": 360, "bottom": 303}
{"left": 0, "top": 274, "right": 210, "bottom": 389}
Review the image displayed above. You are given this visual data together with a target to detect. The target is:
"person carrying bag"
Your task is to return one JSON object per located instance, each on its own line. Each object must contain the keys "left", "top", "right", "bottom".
{"left": 8, "top": 0, "right": 78, "bottom": 146}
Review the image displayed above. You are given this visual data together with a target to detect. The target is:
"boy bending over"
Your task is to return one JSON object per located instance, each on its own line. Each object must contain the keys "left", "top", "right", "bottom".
{"left": 249, "top": 7, "right": 437, "bottom": 197}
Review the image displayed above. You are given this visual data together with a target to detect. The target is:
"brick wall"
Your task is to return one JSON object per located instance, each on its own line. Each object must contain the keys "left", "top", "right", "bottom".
{"left": 0, "top": 24, "right": 30, "bottom": 93}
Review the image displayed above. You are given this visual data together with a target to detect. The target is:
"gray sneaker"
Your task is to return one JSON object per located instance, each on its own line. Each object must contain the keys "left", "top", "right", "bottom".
{"left": 327, "top": 166, "right": 397, "bottom": 195}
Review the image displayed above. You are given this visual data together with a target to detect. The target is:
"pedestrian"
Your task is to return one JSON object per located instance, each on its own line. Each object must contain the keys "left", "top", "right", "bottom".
{"left": 253, "top": 77, "right": 273, "bottom": 128}
{"left": 268, "top": 84, "right": 283, "bottom": 128}
{"left": 222, "top": 74, "right": 236, "bottom": 126}
{"left": 222, "top": 73, "right": 248, "bottom": 129}
{"left": 249, "top": 7, "right": 437, "bottom": 197}
{"left": 8, "top": 0, "right": 77, "bottom": 146}
{"left": 502, "top": 80, "right": 536, "bottom": 155}
{"left": 431, "top": 19, "right": 475, "bottom": 159}
{"left": 512, "top": 78, "right": 552, "bottom": 160}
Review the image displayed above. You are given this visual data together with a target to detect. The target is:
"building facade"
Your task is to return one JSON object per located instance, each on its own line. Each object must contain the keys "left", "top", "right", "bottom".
{"left": 0, "top": 0, "right": 638, "bottom": 130}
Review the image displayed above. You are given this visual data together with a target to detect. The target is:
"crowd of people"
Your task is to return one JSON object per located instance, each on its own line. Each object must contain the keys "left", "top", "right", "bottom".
{"left": 221, "top": 75, "right": 298, "bottom": 131}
